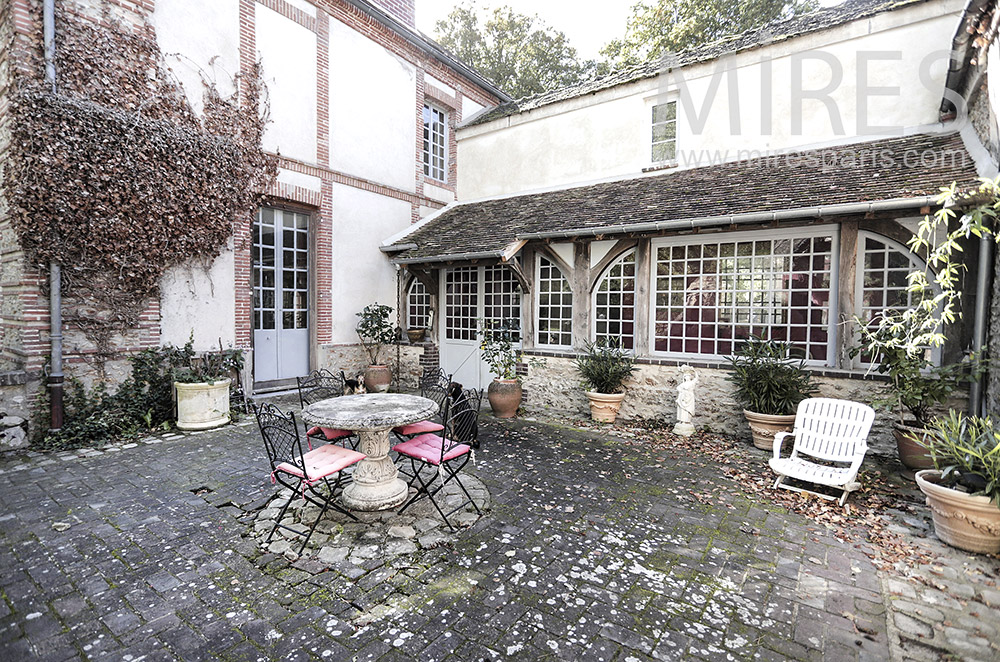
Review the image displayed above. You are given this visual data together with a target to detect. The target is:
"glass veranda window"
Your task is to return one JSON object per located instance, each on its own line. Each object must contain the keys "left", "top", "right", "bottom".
{"left": 594, "top": 249, "right": 636, "bottom": 349}
{"left": 536, "top": 256, "right": 573, "bottom": 347}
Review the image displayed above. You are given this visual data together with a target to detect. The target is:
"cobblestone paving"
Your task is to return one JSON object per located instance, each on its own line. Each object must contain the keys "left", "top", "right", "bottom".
{"left": 0, "top": 407, "right": 995, "bottom": 661}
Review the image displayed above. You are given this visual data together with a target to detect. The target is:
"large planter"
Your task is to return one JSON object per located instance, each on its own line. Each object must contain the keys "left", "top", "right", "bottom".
{"left": 364, "top": 364, "right": 392, "bottom": 393}
{"left": 175, "top": 379, "right": 231, "bottom": 431}
{"left": 743, "top": 410, "right": 796, "bottom": 450}
{"left": 894, "top": 424, "right": 934, "bottom": 475}
{"left": 586, "top": 391, "right": 626, "bottom": 423}
{"left": 915, "top": 470, "right": 1000, "bottom": 555}
{"left": 488, "top": 379, "right": 522, "bottom": 418}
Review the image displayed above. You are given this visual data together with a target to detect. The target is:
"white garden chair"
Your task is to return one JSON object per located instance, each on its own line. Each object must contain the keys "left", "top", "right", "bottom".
{"left": 769, "top": 398, "right": 876, "bottom": 506}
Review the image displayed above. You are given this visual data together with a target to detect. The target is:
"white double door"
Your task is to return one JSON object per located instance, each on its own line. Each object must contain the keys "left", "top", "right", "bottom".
{"left": 440, "top": 265, "right": 522, "bottom": 390}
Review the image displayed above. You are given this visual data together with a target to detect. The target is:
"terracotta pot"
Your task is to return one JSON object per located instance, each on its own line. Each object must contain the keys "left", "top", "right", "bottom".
{"left": 487, "top": 379, "right": 522, "bottom": 418}
{"left": 743, "top": 410, "right": 796, "bottom": 450}
{"left": 915, "top": 470, "right": 1000, "bottom": 555}
{"left": 175, "top": 379, "right": 231, "bottom": 430}
{"left": 363, "top": 365, "right": 392, "bottom": 393}
{"left": 406, "top": 328, "right": 426, "bottom": 343}
{"left": 586, "top": 391, "right": 626, "bottom": 423}
{"left": 894, "top": 424, "right": 934, "bottom": 474}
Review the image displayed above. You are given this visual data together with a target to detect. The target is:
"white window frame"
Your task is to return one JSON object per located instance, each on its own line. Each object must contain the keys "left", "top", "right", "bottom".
{"left": 483, "top": 264, "right": 522, "bottom": 342}
{"left": 854, "top": 230, "right": 941, "bottom": 367}
{"left": 592, "top": 248, "right": 637, "bottom": 350}
{"left": 444, "top": 266, "right": 478, "bottom": 341}
{"left": 423, "top": 103, "right": 447, "bottom": 182}
{"left": 535, "top": 255, "right": 573, "bottom": 349}
{"left": 407, "top": 279, "right": 431, "bottom": 330}
{"left": 649, "top": 226, "right": 840, "bottom": 366}
{"left": 651, "top": 99, "right": 677, "bottom": 164}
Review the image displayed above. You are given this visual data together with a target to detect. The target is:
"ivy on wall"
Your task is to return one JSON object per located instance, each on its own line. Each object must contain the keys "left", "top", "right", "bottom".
{"left": 2, "top": 4, "right": 276, "bottom": 366}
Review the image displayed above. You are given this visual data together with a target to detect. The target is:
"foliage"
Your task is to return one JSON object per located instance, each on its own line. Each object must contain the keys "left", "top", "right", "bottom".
{"left": 479, "top": 319, "right": 521, "bottom": 380}
{"left": 434, "top": 2, "right": 596, "bottom": 99}
{"left": 601, "top": 0, "right": 818, "bottom": 67}
{"left": 171, "top": 338, "right": 245, "bottom": 385}
{"left": 923, "top": 411, "right": 1000, "bottom": 504}
{"left": 853, "top": 178, "right": 1000, "bottom": 426}
{"left": 727, "top": 336, "right": 816, "bottom": 416}
{"left": 575, "top": 338, "right": 637, "bottom": 394}
{"left": 3, "top": 6, "right": 275, "bottom": 369}
{"left": 356, "top": 303, "right": 396, "bottom": 366}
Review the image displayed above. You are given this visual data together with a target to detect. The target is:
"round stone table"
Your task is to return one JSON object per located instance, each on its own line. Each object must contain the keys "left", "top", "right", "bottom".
{"left": 301, "top": 393, "right": 438, "bottom": 511}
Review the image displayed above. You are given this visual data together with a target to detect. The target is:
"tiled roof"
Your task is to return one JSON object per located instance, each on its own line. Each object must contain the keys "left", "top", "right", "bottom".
{"left": 464, "top": 0, "right": 931, "bottom": 128}
{"left": 385, "top": 132, "right": 978, "bottom": 263}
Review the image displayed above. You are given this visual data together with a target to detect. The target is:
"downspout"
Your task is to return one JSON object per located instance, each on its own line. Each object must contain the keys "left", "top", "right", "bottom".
{"left": 43, "top": 0, "right": 63, "bottom": 430}
{"left": 970, "top": 232, "right": 993, "bottom": 416}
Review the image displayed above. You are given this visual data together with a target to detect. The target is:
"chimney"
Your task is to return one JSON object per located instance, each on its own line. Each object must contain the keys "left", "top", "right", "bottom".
{"left": 369, "top": 0, "right": 415, "bottom": 28}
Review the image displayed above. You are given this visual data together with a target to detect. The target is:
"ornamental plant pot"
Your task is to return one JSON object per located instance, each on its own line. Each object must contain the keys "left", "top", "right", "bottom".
{"left": 406, "top": 328, "right": 426, "bottom": 343}
{"left": 364, "top": 364, "right": 392, "bottom": 393}
{"left": 894, "top": 423, "right": 935, "bottom": 476}
{"left": 743, "top": 410, "right": 796, "bottom": 451}
{"left": 488, "top": 379, "right": 522, "bottom": 418}
{"left": 586, "top": 391, "right": 626, "bottom": 423}
{"left": 175, "top": 379, "right": 231, "bottom": 431}
{"left": 915, "top": 470, "right": 1000, "bottom": 555}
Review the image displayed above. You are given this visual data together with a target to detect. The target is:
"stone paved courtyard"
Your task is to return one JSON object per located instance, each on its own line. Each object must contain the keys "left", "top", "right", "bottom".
{"left": 0, "top": 402, "right": 998, "bottom": 661}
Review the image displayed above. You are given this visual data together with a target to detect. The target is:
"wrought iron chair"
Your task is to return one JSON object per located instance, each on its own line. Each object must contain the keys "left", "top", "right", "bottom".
{"left": 393, "top": 375, "right": 452, "bottom": 439}
{"left": 392, "top": 387, "right": 483, "bottom": 530}
{"left": 253, "top": 402, "right": 365, "bottom": 554}
{"left": 419, "top": 367, "right": 450, "bottom": 389}
{"left": 296, "top": 369, "right": 357, "bottom": 450}
{"left": 769, "top": 397, "right": 876, "bottom": 506}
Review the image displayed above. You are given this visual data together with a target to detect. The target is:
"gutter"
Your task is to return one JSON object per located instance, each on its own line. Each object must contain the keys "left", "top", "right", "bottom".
{"left": 342, "top": 0, "right": 510, "bottom": 102}
{"left": 518, "top": 196, "right": 940, "bottom": 241}
{"left": 392, "top": 250, "right": 503, "bottom": 265}
{"left": 44, "top": 0, "right": 63, "bottom": 431}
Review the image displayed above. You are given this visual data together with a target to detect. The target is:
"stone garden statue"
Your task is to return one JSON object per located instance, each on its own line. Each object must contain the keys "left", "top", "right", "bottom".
{"left": 672, "top": 364, "right": 698, "bottom": 437}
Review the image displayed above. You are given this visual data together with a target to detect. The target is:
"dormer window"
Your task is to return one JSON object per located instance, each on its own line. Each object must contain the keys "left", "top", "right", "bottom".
{"left": 652, "top": 101, "right": 677, "bottom": 163}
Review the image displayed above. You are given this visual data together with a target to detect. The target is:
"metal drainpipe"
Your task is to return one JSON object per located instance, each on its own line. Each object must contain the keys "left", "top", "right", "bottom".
{"left": 44, "top": 0, "right": 64, "bottom": 430}
{"left": 970, "top": 232, "right": 993, "bottom": 417}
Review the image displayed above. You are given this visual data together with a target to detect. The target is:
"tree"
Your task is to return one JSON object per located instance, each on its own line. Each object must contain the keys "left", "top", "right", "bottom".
{"left": 434, "top": 3, "right": 595, "bottom": 100}
{"left": 602, "top": 0, "right": 818, "bottom": 68}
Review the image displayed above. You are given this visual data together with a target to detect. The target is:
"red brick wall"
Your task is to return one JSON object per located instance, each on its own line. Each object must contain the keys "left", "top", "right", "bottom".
{"left": 367, "top": 0, "right": 414, "bottom": 28}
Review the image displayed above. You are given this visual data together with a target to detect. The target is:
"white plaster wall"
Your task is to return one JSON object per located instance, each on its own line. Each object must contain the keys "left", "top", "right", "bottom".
{"left": 329, "top": 19, "right": 416, "bottom": 192}
{"left": 160, "top": 243, "right": 237, "bottom": 350}
{"left": 152, "top": 0, "right": 240, "bottom": 116}
{"left": 330, "top": 184, "right": 412, "bottom": 343}
{"left": 277, "top": 168, "right": 323, "bottom": 192}
{"left": 424, "top": 182, "right": 454, "bottom": 204}
{"left": 257, "top": 5, "right": 317, "bottom": 163}
{"left": 458, "top": 2, "right": 964, "bottom": 199}
{"left": 283, "top": 0, "right": 317, "bottom": 17}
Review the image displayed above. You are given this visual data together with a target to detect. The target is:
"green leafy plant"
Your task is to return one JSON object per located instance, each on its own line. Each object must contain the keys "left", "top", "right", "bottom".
{"left": 923, "top": 411, "right": 1000, "bottom": 503}
{"left": 727, "top": 336, "right": 816, "bottom": 415}
{"left": 171, "top": 338, "right": 245, "bottom": 384}
{"left": 479, "top": 319, "right": 521, "bottom": 380}
{"left": 575, "top": 338, "right": 637, "bottom": 394}
{"left": 356, "top": 303, "right": 396, "bottom": 366}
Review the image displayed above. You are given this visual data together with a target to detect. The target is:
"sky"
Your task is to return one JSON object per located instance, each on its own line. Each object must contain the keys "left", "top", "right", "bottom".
{"left": 415, "top": 0, "right": 846, "bottom": 61}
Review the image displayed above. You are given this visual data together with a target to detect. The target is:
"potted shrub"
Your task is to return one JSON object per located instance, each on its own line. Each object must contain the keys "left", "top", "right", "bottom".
{"left": 915, "top": 411, "right": 1000, "bottom": 554}
{"left": 173, "top": 339, "right": 244, "bottom": 431}
{"left": 356, "top": 302, "right": 396, "bottom": 392}
{"left": 480, "top": 319, "right": 522, "bottom": 417}
{"left": 575, "top": 338, "right": 637, "bottom": 423}
{"left": 727, "top": 336, "right": 816, "bottom": 450}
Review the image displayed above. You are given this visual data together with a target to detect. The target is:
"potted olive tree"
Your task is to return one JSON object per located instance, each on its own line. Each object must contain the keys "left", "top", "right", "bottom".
{"left": 173, "top": 339, "right": 244, "bottom": 431}
{"left": 915, "top": 411, "right": 1000, "bottom": 554}
{"left": 357, "top": 302, "right": 396, "bottom": 392}
{"left": 727, "top": 336, "right": 816, "bottom": 450}
{"left": 480, "top": 319, "right": 522, "bottom": 417}
{"left": 575, "top": 338, "right": 637, "bottom": 423}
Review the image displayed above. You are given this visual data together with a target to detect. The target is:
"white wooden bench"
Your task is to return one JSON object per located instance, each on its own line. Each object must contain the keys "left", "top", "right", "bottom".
{"left": 768, "top": 398, "right": 876, "bottom": 506}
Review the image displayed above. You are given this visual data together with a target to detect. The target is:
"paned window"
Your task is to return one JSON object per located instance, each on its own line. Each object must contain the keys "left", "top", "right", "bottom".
{"left": 423, "top": 104, "right": 447, "bottom": 182}
{"left": 857, "top": 233, "right": 924, "bottom": 323}
{"left": 483, "top": 265, "right": 521, "bottom": 341}
{"left": 652, "top": 230, "right": 834, "bottom": 362}
{"left": 252, "top": 208, "right": 308, "bottom": 331}
{"left": 594, "top": 249, "right": 636, "bottom": 349}
{"left": 536, "top": 256, "right": 573, "bottom": 347}
{"left": 407, "top": 280, "right": 431, "bottom": 330}
{"left": 652, "top": 101, "right": 677, "bottom": 163}
{"left": 445, "top": 267, "right": 477, "bottom": 341}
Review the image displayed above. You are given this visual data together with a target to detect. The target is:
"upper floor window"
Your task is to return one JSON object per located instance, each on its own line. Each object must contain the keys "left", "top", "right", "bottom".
{"left": 423, "top": 104, "right": 447, "bottom": 182}
{"left": 651, "top": 101, "right": 677, "bottom": 163}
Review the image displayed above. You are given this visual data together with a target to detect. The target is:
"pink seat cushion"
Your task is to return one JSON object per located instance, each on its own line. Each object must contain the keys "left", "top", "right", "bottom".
{"left": 307, "top": 426, "right": 353, "bottom": 441}
{"left": 392, "top": 433, "right": 470, "bottom": 466}
{"left": 275, "top": 444, "right": 366, "bottom": 485}
{"left": 393, "top": 420, "right": 445, "bottom": 436}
